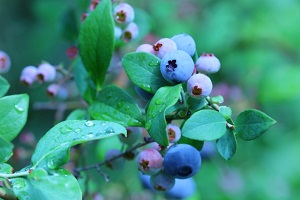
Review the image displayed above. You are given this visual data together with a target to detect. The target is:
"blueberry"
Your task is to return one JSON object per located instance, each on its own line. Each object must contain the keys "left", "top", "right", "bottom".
{"left": 187, "top": 73, "right": 213, "bottom": 99}
{"left": 47, "top": 83, "right": 68, "bottom": 100}
{"left": 0, "top": 51, "right": 11, "bottom": 74}
{"left": 136, "top": 44, "right": 155, "bottom": 55}
{"left": 171, "top": 33, "right": 196, "bottom": 57}
{"left": 150, "top": 171, "right": 175, "bottom": 191}
{"left": 122, "top": 22, "right": 139, "bottom": 42}
{"left": 152, "top": 38, "right": 177, "bottom": 59}
{"left": 165, "top": 178, "right": 196, "bottom": 199}
{"left": 166, "top": 124, "right": 181, "bottom": 143}
{"left": 137, "top": 148, "right": 163, "bottom": 175}
{"left": 20, "top": 66, "right": 38, "bottom": 86}
{"left": 36, "top": 62, "right": 56, "bottom": 83}
{"left": 195, "top": 53, "right": 221, "bottom": 74}
{"left": 160, "top": 50, "right": 194, "bottom": 83}
{"left": 163, "top": 144, "right": 201, "bottom": 179}
{"left": 113, "top": 3, "right": 135, "bottom": 24}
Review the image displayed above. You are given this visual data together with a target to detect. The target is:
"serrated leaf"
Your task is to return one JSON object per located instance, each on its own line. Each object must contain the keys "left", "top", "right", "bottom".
{"left": 0, "top": 135, "right": 13, "bottom": 163}
{"left": 31, "top": 120, "right": 126, "bottom": 169}
{"left": 0, "top": 94, "right": 29, "bottom": 141}
{"left": 78, "top": 0, "right": 114, "bottom": 90}
{"left": 235, "top": 109, "right": 276, "bottom": 140}
{"left": 182, "top": 110, "right": 227, "bottom": 141}
{"left": 216, "top": 118, "right": 237, "bottom": 160}
{"left": 73, "top": 56, "right": 97, "bottom": 104}
{"left": 89, "top": 85, "right": 144, "bottom": 127}
{"left": 145, "top": 84, "right": 181, "bottom": 146}
{"left": 11, "top": 168, "right": 81, "bottom": 200}
{"left": 0, "top": 75, "right": 10, "bottom": 98}
{"left": 66, "top": 109, "right": 87, "bottom": 120}
{"left": 122, "top": 52, "right": 172, "bottom": 93}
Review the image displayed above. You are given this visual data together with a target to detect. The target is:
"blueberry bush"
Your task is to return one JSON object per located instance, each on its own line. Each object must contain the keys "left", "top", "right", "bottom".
{"left": 1, "top": 0, "right": 292, "bottom": 199}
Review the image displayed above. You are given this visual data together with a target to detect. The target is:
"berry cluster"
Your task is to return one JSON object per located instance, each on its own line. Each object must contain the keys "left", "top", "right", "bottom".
{"left": 83, "top": 1, "right": 139, "bottom": 43}
{"left": 135, "top": 33, "right": 221, "bottom": 100}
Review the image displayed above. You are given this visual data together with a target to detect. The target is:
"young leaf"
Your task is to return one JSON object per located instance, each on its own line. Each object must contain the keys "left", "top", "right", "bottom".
{"left": 0, "top": 135, "right": 13, "bottom": 163}
{"left": 11, "top": 168, "right": 81, "bottom": 200}
{"left": 146, "top": 84, "right": 181, "bottom": 146}
{"left": 122, "top": 52, "right": 172, "bottom": 93}
{"left": 216, "top": 118, "right": 237, "bottom": 160}
{"left": 0, "top": 163, "right": 13, "bottom": 181}
{"left": 235, "top": 109, "right": 276, "bottom": 140}
{"left": 89, "top": 85, "right": 145, "bottom": 127}
{"left": 182, "top": 110, "right": 227, "bottom": 141}
{"left": 73, "top": 57, "right": 97, "bottom": 104}
{"left": 0, "top": 94, "right": 29, "bottom": 141}
{"left": 78, "top": 0, "right": 114, "bottom": 90}
{"left": 0, "top": 75, "right": 10, "bottom": 98}
{"left": 219, "top": 106, "right": 232, "bottom": 120}
{"left": 31, "top": 120, "right": 126, "bottom": 169}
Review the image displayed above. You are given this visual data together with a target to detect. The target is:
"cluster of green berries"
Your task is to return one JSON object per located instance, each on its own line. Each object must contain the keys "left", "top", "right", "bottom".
{"left": 136, "top": 33, "right": 221, "bottom": 100}
{"left": 83, "top": 1, "right": 138, "bottom": 43}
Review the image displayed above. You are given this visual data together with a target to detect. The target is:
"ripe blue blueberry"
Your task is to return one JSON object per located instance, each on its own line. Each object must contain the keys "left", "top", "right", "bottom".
{"left": 160, "top": 50, "right": 194, "bottom": 83}
{"left": 137, "top": 148, "right": 163, "bottom": 175}
{"left": 118, "top": 127, "right": 142, "bottom": 146}
{"left": 152, "top": 38, "right": 177, "bottom": 59}
{"left": 165, "top": 178, "right": 196, "bottom": 199}
{"left": 113, "top": 3, "right": 135, "bottom": 24}
{"left": 171, "top": 33, "right": 196, "bottom": 57}
{"left": 166, "top": 124, "right": 181, "bottom": 143}
{"left": 187, "top": 73, "right": 213, "bottom": 99}
{"left": 150, "top": 171, "right": 175, "bottom": 191}
{"left": 163, "top": 144, "right": 201, "bottom": 179}
{"left": 104, "top": 149, "right": 125, "bottom": 170}
{"left": 195, "top": 53, "right": 221, "bottom": 74}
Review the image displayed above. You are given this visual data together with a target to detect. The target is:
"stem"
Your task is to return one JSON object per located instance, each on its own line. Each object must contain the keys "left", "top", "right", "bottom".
{"left": 0, "top": 187, "right": 18, "bottom": 200}
{"left": 0, "top": 170, "right": 30, "bottom": 179}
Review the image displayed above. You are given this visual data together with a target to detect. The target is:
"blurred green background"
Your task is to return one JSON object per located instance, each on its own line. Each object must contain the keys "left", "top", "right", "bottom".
{"left": 1, "top": 0, "right": 300, "bottom": 199}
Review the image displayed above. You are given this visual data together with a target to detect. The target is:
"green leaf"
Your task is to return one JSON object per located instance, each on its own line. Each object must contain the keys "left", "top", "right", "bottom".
{"left": 216, "top": 118, "right": 237, "bottom": 160}
{"left": 78, "top": 0, "right": 114, "bottom": 90}
{"left": 187, "top": 96, "right": 207, "bottom": 111}
{"left": 89, "top": 85, "right": 144, "bottom": 127}
{"left": 235, "top": 109, "right": 276, "bottom": 140}
{"left": 73, "top": 56, "right": 97, "bottom": 104}
{"left": 182, "top": 110, "right": 227, "bottom": 141}
{"left": 0, "top": 163, "right": 13, "bottom": 181}
{"left": 0, "top": 94, "right": 29, "bottom": 141}
{"left": 0, "top": 135, "right": 13, "bottom": 163}
{"left": 11, "top": 168, "right": 81, "bottom": 200}
{"left": 122, "top": 52, "right": 172, "bottom": 93}
{"left": 219, "top": 106, "right": 232, "bottom": 120}
{"left": 0, "top": 75, "right": 10, "bottom": 98}
{"left": 210, "top": 95, "right": 224, "bottom": 104}
{"left": 66, "top": 109, "right": 87, "bottom": 120}
{"left": 31, "top": 120, "right": 126, "bottom": 169}
{"left": 178, "top": 135, "right": 204, "bottom": 151}
{"left": 145, "top": 84, "right": 181, "bottom": 146}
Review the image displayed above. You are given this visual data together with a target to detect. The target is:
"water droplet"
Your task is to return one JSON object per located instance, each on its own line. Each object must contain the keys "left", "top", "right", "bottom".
{"left": 145, "top": 120, "right": 151, "bottom": 130}
{"left": 87, "top": 132, "right": 94, "bottom": 138}
{"left": 60, "top": 126, "right": 72, "bottom": 134}
{"left": 14, "top": 105, "right": 24, "bottom": 114}
{"left": 142, "top": 84, "right": 152, "bottom": 92}
{"left": 117, "top": 101, "right": 125, "bottom": 109}
{"left": 99, "top": 121, "right": 106, "bottom": 126}
{"left": 74, "top": 128, "right": 81, "bottom": 133}
{"left": 105, "top": 127, "right": 115, "bottom": 134}
{"left": 149, "top": 60, "right": 159, "bottom": 66}
{"left": 155, "top": 99, "right": 162, "bottom": 105}
{"left": 125, "top": 105, "right": 130, "bottom": 111}
{"left": 85, "top": 120, "right": 94, "bottom": 127}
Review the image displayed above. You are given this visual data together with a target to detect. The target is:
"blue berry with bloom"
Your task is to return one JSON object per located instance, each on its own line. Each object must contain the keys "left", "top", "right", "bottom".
{"left": 160, "top": 50, "right": 194, "bottom": 83}
{"left": 150, "top": 171, "right": 175, "bottom": 191}
{"left": 153, "top": 38, "right": 177, "bottom": 59}
{"left": 171, "top": 33, "right": 196, "bottom": 56}
{"left": 195, "top": 53, "right": 221, "bottom": 74}
{"left": 187, "top": 73, "right": 213, "bottom": 99}
{"left": 113, "top": 3, "right": 135, "bottom": 24}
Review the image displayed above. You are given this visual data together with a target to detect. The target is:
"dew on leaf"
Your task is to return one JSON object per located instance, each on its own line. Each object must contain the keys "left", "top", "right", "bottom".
{"left": 59, "top": 126, "right": 72, "bottom": 134}
{"left": 149, "top": 60, "right": 159, "bottom": 66}
{"left": 14, "top": 105, "right": 24, "bottom": 113}
{"left": 105, "top": 127, "right": 115, "bottom": 134}
{"left": 74, "top": 128, "right": 81, "bottom": 133}
{"left": 117, "top": 101, "right": 125, "bottom": 109}
{"left": 155, "top": 99, "right": 162, "bottom": 105}
{"left": 85, "top": 120, "right": 94, "bottom": 127}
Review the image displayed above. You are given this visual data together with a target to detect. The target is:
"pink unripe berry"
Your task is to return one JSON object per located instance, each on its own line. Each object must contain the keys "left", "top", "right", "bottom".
{"left": 36, "top": 63, "right": 56, "bottom": 83}
{"left": 166, "top": 124, "right": 181, "bottom": 143}
{"left": 47, "top": 83, "right": 68, "bottom": 100}
{"left": 20, "top": 66, "right": 38, "bottom": 86}
{"left": 136, "top": 44, "right": 155, "bottom": 55}
{"left": 187, "top": 73, "right": 213, "bottom": 99}
{"left": 114, "top": 3, "right": 135, "bottom": 24}
{"left": 153, "top": 38, "right": 177, "bottom": 59}
{"left": 122, "top": 22, "right": 139, "bottom": 42}
{"left": 0, "top": 51, "right": 11, "bottom": 74}
{"left": 195, "top": 53, "right": 221, "bottom": 74}
{"left": 137, "top": 148, "right": 163, "bottom": 175}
